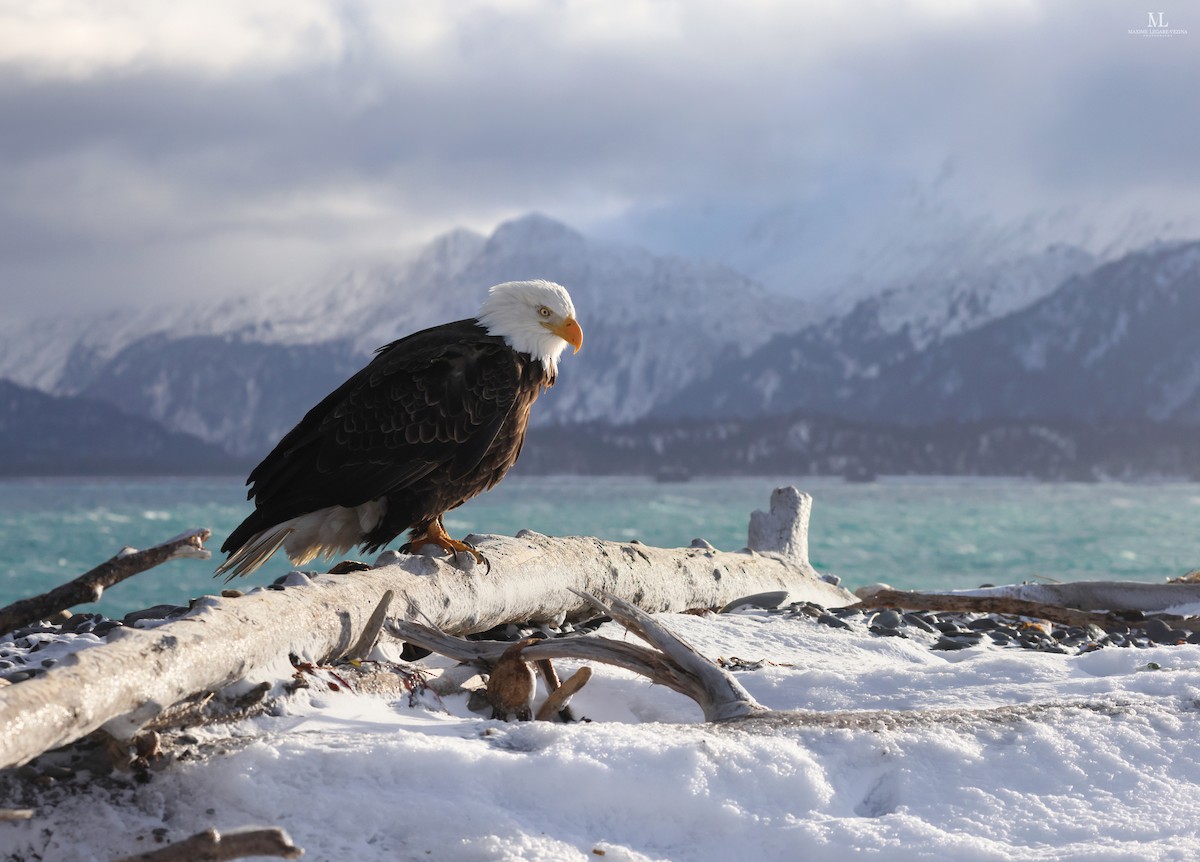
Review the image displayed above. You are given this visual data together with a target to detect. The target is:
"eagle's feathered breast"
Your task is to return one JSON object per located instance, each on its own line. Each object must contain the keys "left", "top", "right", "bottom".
{"left": 220, "top": 319, "right": 552, "bottom": 570}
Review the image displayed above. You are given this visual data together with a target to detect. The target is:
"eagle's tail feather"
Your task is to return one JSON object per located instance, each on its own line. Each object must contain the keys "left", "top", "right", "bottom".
{"left": 216, "top": 500, "right": 388, "bottom": 580}
{"left": 215, "top": 524, "right": 295, "bottom": 580}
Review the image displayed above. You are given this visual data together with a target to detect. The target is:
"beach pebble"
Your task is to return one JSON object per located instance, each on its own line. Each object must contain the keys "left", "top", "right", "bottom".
{"left": 1144, "top": 618, "right": 1187, "bottom": 644}
{"left": 721, "top": 591, "right": 789, "bottom": 613}
{"left": 932, "top": 635, "right": 978, "bottom": 651}
{"left": 123, "top": 605, "right": 187, "bottom": 626}
{"left": 968, "top": 618, "right": 1000, "bottom": 631}
{"left": 93, "top": 621, "right": 123, "bottom": 638}
{"left": 903, "top": 612, "right": 938, "bottom": 633}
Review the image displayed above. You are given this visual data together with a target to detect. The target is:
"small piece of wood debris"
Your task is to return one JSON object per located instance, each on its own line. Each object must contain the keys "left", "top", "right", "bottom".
{"left": 535, "top": 666, "right": 592, "bottom": 721}
{"left": 487, "top": 639, "right": 539, "bottom": 721}
{"left": 112, "top": 826, "right": 302, "bottom": 861}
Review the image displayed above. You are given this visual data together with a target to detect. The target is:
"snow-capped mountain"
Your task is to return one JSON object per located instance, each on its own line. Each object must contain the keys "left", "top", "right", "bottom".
{"left": 856, "top": 240, "right": 1200, "bottom": 425}
{"left": 0, "top": 215, "right": 811, "bottom": 456}
{"left": 5, "top": 212, "right": 1195, "bottom": 467}
{"left": 443, "top": 216, "right": 813, "bottom": 425}
{"left": 605, "top": 172, "right": 1198, "bottom": 310}
{"left": 664, "top": 240, "right": 1200, "bottom": 428}
{"left": 660, "top": 244, "right": 1097, "bottom": 419}
{"left": 0, "top": 227, "right": 489, "bottom": 396}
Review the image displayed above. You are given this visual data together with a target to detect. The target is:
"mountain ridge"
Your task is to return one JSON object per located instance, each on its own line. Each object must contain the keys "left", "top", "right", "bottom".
{"left": 0, "top": 378, "right": 241, "bottom": 475}
{"left": 3, "top": 214, "right": 1196, "bottom": 470}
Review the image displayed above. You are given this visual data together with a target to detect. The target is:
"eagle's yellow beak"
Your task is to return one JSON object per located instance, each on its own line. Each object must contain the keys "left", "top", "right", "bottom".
{"left": 548, "top": 316, "right": 583, "bottom": 353}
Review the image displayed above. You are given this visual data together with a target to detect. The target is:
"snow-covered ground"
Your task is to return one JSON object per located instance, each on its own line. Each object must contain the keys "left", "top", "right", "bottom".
{"left": 5, "top": 607, "right": 1200, "bottom": 861}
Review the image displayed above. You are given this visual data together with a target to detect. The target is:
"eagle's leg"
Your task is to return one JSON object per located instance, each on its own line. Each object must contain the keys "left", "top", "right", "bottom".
{"left": 406, "top": 516, "right": 488, "bottom": 569}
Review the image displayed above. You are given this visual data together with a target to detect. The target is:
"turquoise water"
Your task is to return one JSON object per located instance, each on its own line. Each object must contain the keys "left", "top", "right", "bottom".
{"left": 1, "top": 475, "right": 1198, "bottom": 617}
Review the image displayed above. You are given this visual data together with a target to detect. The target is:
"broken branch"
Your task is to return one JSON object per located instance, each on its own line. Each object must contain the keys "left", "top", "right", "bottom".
{"left": 0, "top": 530, "right": 211, "bottom": 635}
{"left": 112, "top": 826, "right": 302, "bottom": 861}
{"left": 853, "top": 585, "right": 1200, "bottom": 632}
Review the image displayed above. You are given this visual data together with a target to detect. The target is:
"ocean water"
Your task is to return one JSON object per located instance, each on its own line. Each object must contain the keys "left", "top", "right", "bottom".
{"left": 1, "top": 475, "right": 1198, "bottom": 618}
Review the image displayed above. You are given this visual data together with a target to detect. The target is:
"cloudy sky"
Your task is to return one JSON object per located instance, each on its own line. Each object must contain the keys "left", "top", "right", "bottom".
{"left": 1, "top": 0, "right": 1197, "bottom": 317}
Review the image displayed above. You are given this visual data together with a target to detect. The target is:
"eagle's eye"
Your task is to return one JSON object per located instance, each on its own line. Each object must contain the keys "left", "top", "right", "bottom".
{"left": 537, "top": 306, "right": 552, "bottom": 318}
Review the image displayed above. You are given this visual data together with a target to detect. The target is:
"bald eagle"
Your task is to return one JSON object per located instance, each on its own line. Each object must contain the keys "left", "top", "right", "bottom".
{"left": 217, "top": 280, "right": 582, "bottom": 578}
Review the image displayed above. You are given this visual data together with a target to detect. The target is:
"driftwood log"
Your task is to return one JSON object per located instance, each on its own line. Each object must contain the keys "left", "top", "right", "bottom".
{"left": 0, "top": 487, "right": 851, "bottom": 768}
{"left": 392, "top": 591, "right": 1153, "bottom": 732}
{"left": 112, "top": 826, "right": 302, "bottom": 861}
{"left": 390, "top": 591, "right": 767, "bottom": 722}
{"left": 854, "top": 582, "right": 1200, "bottom": 632}
{"left": 0, "top": 530, "right": 212, "bottom": 635}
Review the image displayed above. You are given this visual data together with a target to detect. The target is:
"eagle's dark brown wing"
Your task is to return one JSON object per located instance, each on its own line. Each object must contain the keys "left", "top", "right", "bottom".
{"left": 220, "top": 319, "right": 525, "bottom": 555}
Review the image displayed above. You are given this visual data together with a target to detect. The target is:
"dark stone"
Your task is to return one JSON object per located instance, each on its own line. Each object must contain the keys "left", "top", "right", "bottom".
{"left": 93, "top": 621, "right": 123, "bottom": 638}
{"left": 817, "top": 614, "right": 851, "bottom": 630}
{"left": 951, "top": 630, "right": 984, "bottom": 641}
{"left": 967, "top": 618, "right": 999, "bottom": 631}
{"left": 1144, "top": 618, "right": 1182, "bottom": 644}
{"left": 932, "top": 636, "right": 974, "bottom": 651}
{"left": 123, "top": 605, "right": 187, "bottom": 626}
{"left": 720, "top": 591, "right": 791, "bottom": 613}
{"left": 60, "top": 614, "right": 99, "bottom": 632}
{"left": 400, "top": 643, "right": 432, "bottom": 661}
{"left": 903, "top": 613, "right": 938, "bottom": 633}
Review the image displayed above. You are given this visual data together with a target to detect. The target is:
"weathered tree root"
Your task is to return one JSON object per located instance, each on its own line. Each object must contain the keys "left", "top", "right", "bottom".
{"left": 392, "top": 592, "right": 1174, "bottom": 732}
{"left": 389, "top": 592, "right": 766, "bottom": 722}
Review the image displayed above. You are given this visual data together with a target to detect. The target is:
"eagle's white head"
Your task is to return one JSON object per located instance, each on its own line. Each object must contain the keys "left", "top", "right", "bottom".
{"left": 476, "top": 280, "right": 583, "bottom": 375}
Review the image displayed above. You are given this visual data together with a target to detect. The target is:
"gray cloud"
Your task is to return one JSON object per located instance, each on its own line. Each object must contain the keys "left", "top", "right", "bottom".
{"left": 1, "top": 1, "right": 1198, "bottom": 318}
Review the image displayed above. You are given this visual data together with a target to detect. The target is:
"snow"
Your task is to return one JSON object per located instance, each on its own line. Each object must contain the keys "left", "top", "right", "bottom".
{"left": 6, "top": 610, "right": 1200, "bottom": 861}
{"left": 868, "top": 244, "right": 1095, "bottom": 351}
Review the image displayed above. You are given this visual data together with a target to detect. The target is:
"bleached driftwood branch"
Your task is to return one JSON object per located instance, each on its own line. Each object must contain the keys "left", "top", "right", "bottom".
{"left": 112, "top": 826, "right": 302, "bottom": 862}
{"left": 0, "top": 530, "right": 212, "bottom": 635}
{"left": 0, "top": 488, "right": 851, "bottom": 768}
{"left": 392, "top": 592, "right": 1152, "bottom": 731}
{"left": 853, "top": 587, "right": 1112, "bottom": 629}
{"left": 854, "top": 582, "right": 1200, "bottom": 632}
{"left": 389, "top": 592, "right": 767, "bottom": 721}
